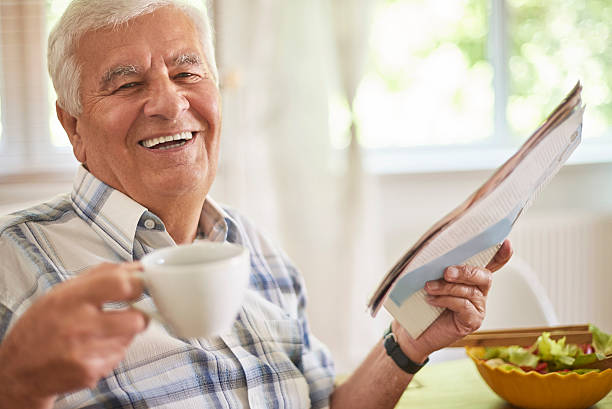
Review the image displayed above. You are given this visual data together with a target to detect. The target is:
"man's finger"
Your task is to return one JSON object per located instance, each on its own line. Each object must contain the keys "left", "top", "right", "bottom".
{"left": 67, "top": 263, "right": 145, "bottom": 306}
{"left": 425, "top": 295, "right": 485, "bottom": 333}
{"left": 443, "top": 265, "right": 493, "bottom": 296}
{"left": 425, "top": 280, "right": 484, "bottom": 301}
{"left": 485, "top": 239, "right": 513, "bottom": 272}
{"left": 99, "top": 309, "right": 149, "bottom": 337}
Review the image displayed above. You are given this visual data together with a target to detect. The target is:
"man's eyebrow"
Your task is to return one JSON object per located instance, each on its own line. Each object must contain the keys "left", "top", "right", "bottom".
{"left": 99, "top": 64, "right": 141, "bottom": 89}
{"left": 172, "top": 53, "right": 203, "bottom": 67}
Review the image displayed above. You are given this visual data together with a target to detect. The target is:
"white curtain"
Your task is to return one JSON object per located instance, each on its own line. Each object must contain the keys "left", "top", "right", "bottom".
{"left": 211, "top": 0, "right": 387, "bottom": 373}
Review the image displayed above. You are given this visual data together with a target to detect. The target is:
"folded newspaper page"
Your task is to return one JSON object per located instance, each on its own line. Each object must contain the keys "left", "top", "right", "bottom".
{"left": 368, "top": 82, "right": 584, "bottom": 338}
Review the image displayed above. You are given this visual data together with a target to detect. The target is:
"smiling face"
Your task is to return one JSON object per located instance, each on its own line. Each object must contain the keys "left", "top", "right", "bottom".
{"left": 59, "top": 6, "right": 221, "bottom": 210}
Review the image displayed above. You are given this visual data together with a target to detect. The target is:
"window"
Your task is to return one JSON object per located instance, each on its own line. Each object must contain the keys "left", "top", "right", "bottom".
{"left": 358, "top": 0, "right": 494, "bottom": 149}
{"left": 332, "top": 0, "right": 612, "bottom": 172}
{"left": 506, "top": 0, "right": 611, "bottom": 141}
{"left": 0, "top": 0, "right": 76, "bottom": 175}
{"left": 46, "top": 0, "right": 72, "bottom": 148}
{"left": 1, "top": 1, "right": 610, "bottom": 175}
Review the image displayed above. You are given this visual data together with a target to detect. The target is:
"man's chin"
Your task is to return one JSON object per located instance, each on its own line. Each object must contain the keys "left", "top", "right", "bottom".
{"left": 130, "top": 171, "right": 210, "bottom": 201}
{"left": 154, "top": 177, "right": 208, "bottom": 197}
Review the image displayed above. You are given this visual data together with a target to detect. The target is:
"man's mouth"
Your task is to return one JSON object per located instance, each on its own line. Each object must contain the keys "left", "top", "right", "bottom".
{"left": 139, "top": 131, "right": 194, "bottom": 150}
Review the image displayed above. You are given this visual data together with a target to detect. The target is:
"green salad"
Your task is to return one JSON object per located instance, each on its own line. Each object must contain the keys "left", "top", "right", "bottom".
{"left": 482, "top": 324, "right": 612, "bottom": 374}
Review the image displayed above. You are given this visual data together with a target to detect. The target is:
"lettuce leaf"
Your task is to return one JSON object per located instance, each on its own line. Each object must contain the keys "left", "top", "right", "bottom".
{"left": 499, "top": 363, "right": 524, "bottom": 373}
{"left": 506, "top": 346, "right": 540, "bottom": 368}
{"left": 573, "top": 353, "right": 600, "bottom": 367}
{"left": 481, "top": 325, "right": 611, "bottom": 373}
{"left": 536, "top": 332, "right": 575, "bottom": 368}
{"left": 590, "top": 324, "right": 612, "bottom": 356}
{"left": 483, "top": 345, "right": 539, "bottom": 367}
{"left": 571, "top": 368, "right": 600, "bottom": 374}
{"left": 483, "top": 347, "right": 504, "bottom": 360}
{"left": 484, "top": 358, "right": 506, "bottom": 368}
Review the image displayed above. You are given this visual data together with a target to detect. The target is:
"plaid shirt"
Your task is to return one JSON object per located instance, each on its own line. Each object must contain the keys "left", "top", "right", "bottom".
{"left": 0, "top": 166, "right": 335, "bottom": 409}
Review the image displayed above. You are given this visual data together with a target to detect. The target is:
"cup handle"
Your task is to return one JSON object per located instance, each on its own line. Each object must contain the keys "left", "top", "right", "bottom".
{"left": 129, "top": 271, "right": 166, "bottom": 323}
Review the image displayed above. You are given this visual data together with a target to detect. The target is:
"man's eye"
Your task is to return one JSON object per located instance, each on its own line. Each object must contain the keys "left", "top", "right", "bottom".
{"left": 175, "top": 72, "right": 197, "bottom": 79}
{"left": 118, "top": 82, "right": 139, "bottom": 90}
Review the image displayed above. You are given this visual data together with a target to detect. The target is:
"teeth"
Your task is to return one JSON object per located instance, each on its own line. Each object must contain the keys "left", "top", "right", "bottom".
{"left": 157, "top": 141, "right": 187, "bottom": 150}
{"left": 141, "top": 131, "right": 193, "bottom": 148}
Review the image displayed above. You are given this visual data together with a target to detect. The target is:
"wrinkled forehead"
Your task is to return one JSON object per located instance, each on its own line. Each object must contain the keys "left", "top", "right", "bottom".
{"left": 75, "top": 7, "right": 208, "bottom": 84}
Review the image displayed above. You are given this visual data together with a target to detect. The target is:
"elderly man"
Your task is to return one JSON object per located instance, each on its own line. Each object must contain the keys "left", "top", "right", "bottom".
{"left": 0, "top": 1, "right": 512, "bottom": 408}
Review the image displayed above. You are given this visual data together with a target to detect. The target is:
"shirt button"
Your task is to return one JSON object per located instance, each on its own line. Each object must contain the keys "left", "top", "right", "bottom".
{"left": 144, "top": 219, "right": 156, "bottom": 230}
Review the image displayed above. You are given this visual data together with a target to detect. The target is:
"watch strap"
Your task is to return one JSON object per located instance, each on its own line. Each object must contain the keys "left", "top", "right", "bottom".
{"left": 383, "top": 324, "right": 429, "bottom": 374}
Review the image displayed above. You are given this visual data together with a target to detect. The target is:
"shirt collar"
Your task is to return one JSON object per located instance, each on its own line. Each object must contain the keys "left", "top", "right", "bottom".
{"left": 199, "top": 196, "right": 230, "bottom": 242}
{"left": 70, "top": 165, "right": 231, "bottom": 260}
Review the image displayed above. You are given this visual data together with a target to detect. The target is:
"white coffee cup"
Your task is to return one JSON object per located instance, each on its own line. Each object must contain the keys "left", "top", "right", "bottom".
{"left": 139, "top": 241, "right": 250, "bottom": 338}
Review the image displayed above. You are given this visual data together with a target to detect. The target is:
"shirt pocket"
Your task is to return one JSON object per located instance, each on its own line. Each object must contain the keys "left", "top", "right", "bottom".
{"left": 236, "top": 295, "right": 305, "bottom": 371}
{"left": 259, "top": 317, "right": 304, "bottom": 369}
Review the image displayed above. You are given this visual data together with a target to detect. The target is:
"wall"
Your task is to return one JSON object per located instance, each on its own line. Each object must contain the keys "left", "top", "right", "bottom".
{"left": 0, "top": 172, "right": 73, "bottom": 214}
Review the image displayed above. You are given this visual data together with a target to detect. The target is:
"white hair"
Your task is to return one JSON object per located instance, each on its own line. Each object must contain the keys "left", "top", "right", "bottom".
{"left": 47, "top": 0, "right": 218, "bottom": 117}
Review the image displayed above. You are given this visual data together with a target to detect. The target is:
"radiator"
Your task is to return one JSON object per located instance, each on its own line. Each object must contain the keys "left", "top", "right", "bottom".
{"left": 509, "top": 211, "right": 612, "bottom": 333}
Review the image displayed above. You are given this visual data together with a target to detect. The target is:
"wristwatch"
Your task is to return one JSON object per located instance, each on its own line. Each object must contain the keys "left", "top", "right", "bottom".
{"left": 383, "top": 324, "right": 429, "bottom": 374}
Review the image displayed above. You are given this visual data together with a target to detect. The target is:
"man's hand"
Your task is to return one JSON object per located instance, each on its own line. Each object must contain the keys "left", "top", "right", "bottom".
{"left": 330, "top": 241, "right": 513, "bottom": 409}
{"left": 394, "top": 240, "right": 513, "bottom": 361}
{"left": 0, "top": 262, "right": 148, "bottom": 409}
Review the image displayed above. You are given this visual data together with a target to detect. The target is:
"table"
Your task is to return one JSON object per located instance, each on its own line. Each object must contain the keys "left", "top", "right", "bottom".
{"left": 396, "top": 358, "right": 612, "bottom": 408}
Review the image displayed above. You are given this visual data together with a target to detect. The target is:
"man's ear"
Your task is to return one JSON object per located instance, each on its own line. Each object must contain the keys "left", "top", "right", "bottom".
{"left": 56, "top": 102, "right": 86, "bottom": 163}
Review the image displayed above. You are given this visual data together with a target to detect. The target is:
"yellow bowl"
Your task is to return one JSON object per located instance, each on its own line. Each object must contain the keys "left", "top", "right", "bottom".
{"left": 466, "top": 347, "right": 612, "bottom": 409}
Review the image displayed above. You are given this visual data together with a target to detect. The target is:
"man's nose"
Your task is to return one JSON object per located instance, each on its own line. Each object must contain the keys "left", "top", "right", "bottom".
{"left": 143, "top": 78, "right": 189, "bottom": 120}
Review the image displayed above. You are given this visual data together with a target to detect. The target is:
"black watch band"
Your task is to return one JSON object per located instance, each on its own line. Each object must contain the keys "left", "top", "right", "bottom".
{"left": 383, "top": 324, "right": 429, "bottom": 374}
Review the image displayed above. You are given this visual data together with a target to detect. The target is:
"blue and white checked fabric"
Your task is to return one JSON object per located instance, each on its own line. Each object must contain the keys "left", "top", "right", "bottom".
{"left": 0, "top": 166, "right": 335, "bottom": 408}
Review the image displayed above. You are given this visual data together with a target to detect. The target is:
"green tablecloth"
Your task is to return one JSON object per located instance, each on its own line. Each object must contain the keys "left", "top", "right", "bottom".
{"left": 397, "top": 358, "right": 612, "bottom": 408}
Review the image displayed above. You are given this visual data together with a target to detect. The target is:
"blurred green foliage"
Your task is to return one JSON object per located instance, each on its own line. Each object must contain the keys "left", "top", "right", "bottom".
{"left": 367, "top": 0, "right": 612, "bottom": 147}
{"left": 359, "top": 0, "right": 494, "bottom": 147}
{"left": 507, "top": 0, "right": 612, "bottom": 139}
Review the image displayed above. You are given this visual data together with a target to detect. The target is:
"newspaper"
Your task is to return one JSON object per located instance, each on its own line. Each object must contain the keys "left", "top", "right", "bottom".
{"left": 368, "top": 82, "right": 584, "bottom": 338}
